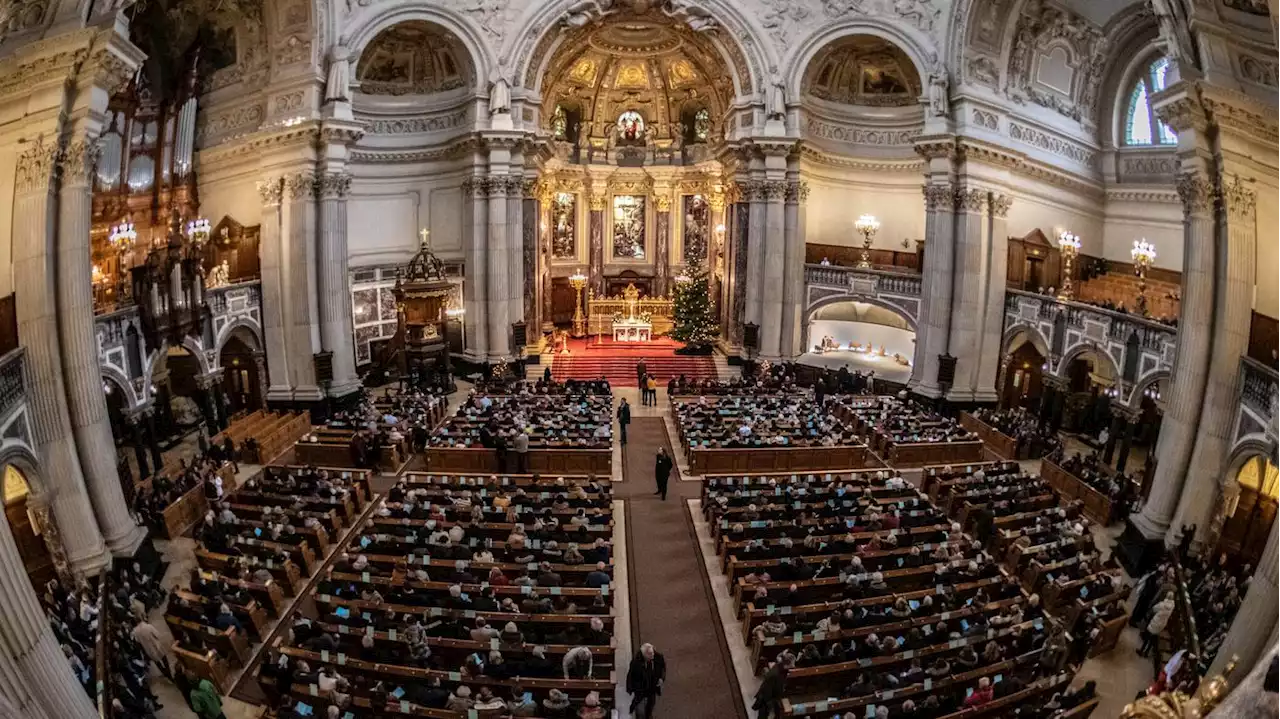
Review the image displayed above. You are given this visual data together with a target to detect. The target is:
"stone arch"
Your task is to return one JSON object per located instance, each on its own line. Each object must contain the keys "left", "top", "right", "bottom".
{"left": 507, "top": 0, "right": 772, "bottom": 101}
{"left": 784, "top": 19, "right": 938, "bottom": 105}
{"left": 1224, "top": 441, "right": 1279, "bottom": 489}
{"left": 1054, "top": 344, "right": 1120, "bottom": 383}
{"left": 1094, "top": 5, "right": 1160, "bottom": 147}
{"left": 1002, "top": 323, "right": 1051, "bottom": 360}
{"left": 1125, "top": 369, "right": 1170, "bottom": 412}
{"left": 216, "top": 317, "right": 265, "bottom": 357}
{"left": 100, "top": 366, "right": 140, "bottom": 411}
{"left": 344, "top": 3, "right": 496, "bottom": 96}
{"left": 807, "top": 294, "right": 918, "bottom": 330}
{"left": 143, "top": 337, "right": 212, "bottom": 399}
{"left": 0, "top": 445, "right": 47, "bottom": 502}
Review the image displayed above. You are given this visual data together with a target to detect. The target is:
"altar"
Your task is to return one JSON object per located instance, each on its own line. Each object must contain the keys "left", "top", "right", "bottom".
{"left": 613, "top": 318, "right": 652, "bottom": 342}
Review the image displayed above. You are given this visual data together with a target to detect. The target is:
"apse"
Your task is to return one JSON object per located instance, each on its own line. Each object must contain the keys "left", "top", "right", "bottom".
{"left": 353, "top": 20, "right": 473, "bottom": 98}
{"left": 801, "top": 300, "right": 916, "bottom": 384}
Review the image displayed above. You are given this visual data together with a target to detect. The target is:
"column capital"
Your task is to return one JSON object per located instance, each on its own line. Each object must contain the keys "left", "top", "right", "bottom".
{"left": 955, "top": 186, "right": 989, "bottom": 214}
{"left": 733, "top": 179, "right": 764, "bottom": 202}
{"left": 15, "top": 135, "right": 61, "bottom": 195}
{"left": 257, "top": 176, "right": 284, "bottom": 207}
{"left": 316, "top": 172, "right": 352, "bottom": 199}
{"left": 990, "top": 193, "right": 1013, "bottom": 218}
{"left": 784, "top": 180, "right": 810, "bottom": 204}
{"left": 762, "top": 180, "right": 788, "bottom": 201}
{"left": 588, "top": 192, "right": 608, "bottom": 211}
{"left": 1221, "top": 175, "right": 1257, "bottom": 220}
{"left": 521, "top": 176, "right": 539, "bottom": 199}
{"left": 1154, "top": 90, "right": 1211, "bottom": 134}
{"left": 922, "top": 182, "right": 956, "bottom": 211}
{"left": 654, "top": 195, "right": 671, "bottom": 212}
{"left": 1175, "top": 171, "right": 1215, "bottom": 216}
{"left": 285, "top": 171, "right": 318, "bottom": 201}
{"left": 58, "top": 139, "right": 101, "bottom": 187}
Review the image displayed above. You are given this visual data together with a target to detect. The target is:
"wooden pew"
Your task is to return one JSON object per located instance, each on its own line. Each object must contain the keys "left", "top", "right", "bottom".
{"left": 426, "top": 446, "right": 613, "bottom": 475}
{"left": 197, "top": 569, "right": 287, "bottom": 617}
{"left": 164, "top": 615, "right": 251, "bottom": 665}
{"left": 688, "top": 445, "right": 872, "bottom": 475}
{"left": 195, "top": 547, "right": 304, "bottom": 596}
{"left": 173, "top": 645, "right": 233, "bottom": 694}
{"left": 172, "top": 588, "right": 271, "bottom": 639}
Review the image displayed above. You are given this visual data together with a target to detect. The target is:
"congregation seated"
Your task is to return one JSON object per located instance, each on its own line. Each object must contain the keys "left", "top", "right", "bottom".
{"left": 131, "top": 446, "right": 235, "bottom": 536}
{"left": 667, "top": 374, "right": 800, "bottom": 396}
{"left": 263, "top": 472, "right": 618, "bottom": 718}
{"left": 674, "top": 395, "right": 858, "bottom": 448}
{"left": 970, "top": 407, "right": 1062, "bottom": 457}
{"left": 475, "top": 376, "right": 612, "bottom": 396}
{"left": 1048, "top": 448, "right": 1140, "bottom": 510}
{"left": 431, "top": 392, "right": 612, "bottom": 449}
{"left": 1177, "top": 552, "right": 1250, "bottom": 672}
{"left": 848, "top": 397, "right": 978, "bottom": 444}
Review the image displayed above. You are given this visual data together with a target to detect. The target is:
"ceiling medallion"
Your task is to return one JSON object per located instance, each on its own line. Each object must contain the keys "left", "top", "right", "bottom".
{"left": 588, "top": 21, "right": 683, "bottom": 57}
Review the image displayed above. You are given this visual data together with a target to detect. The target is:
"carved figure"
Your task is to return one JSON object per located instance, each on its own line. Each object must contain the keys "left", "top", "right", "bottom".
{"left": 489, "top": 77, "right": 511, "bottom": 115}
{"left": 324, "top": 43, "right": 351, "bottom": 103}
{"left": 1149, "top": 0, "right": 1196, "bottom": 67}
{"left": 928, "top": 70, "right": 949, "bottom": 118}
{"left": 768, "top": 82, "right": 787, "bottom": 120}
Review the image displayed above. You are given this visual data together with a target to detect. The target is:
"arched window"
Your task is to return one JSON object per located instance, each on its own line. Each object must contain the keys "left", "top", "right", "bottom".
{"left": 1124, "top": 57, "right": 1177, "bottom": 146}
{"left": 616, "top": 110, "right": 645, "bottom": 141}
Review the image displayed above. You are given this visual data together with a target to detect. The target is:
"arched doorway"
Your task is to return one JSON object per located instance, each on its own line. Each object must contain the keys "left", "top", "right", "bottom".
{"left": 4, "top": 466, "right": 54, "bottom": 589}
{"left": 1218, "top": 456, "right": 1278, "bottom": 567}
{"left": 1058, "top": 348, "right": 1118, "bottom": 434}
{"left": 219, "top": 327, "right": 264, "bottom": 414}
{"left": 801, "top": 300, "right": 915, "bottom": 384}
{"left": 1002, "top": 334, "right": 1047, "bottom": 410}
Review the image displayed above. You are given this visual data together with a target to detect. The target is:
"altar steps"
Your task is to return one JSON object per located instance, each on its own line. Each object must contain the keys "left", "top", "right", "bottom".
{"left": 550, "top": 354, "right": 718, "bottom": 387}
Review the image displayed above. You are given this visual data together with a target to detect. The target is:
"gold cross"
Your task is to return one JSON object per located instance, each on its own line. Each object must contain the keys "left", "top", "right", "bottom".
{"left": 419, "top": 228, "right": 430, "bottom": 249}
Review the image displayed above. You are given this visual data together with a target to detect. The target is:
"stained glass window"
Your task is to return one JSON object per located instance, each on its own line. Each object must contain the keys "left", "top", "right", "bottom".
{"left": 551, "top": 192, "right": 577, "bottom": 259}
{"left": 1124, "top": 56, "right": 1177, "bottom": 146}
{"left": 617, "top": 110, "right": 645, "bottom": 142}
{"left": 683, "top": 194, "right": 709, "bottom": 265}
{"left": 612, "top": 195, "right": 646, "bottom": 259}
{"left": 551, "top": 104, "right": 568, "bottom": 139}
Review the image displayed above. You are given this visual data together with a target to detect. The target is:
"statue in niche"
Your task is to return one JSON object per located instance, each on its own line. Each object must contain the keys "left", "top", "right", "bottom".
{"left": 768, "top": 82, "right": 786, "bottom": 120}
{"left": 490, "top": 77, "right": 511, "bottom": 115}
{"left": 324, "top": 43, "right": 351, "bottom": 103}
{"left": 927, "top": 69, "right": 949, "bottom": 118}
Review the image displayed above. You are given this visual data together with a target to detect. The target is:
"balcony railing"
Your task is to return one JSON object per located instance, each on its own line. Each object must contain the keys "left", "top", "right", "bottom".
{"left": 0, "top": 348, "right": 26, "bottom": 420}
{"left": 1006, "top": 289, "right": 1178, "bottom": 346}
{"left": 805, "top": 263, "right": 923, "bottom": 297}
{"left": 1239, "top": 356, "right": 1278, "bottom": 428}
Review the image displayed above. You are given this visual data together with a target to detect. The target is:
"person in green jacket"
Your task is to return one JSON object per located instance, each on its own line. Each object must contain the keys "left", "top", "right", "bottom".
{"left": 189, "top": 678, "right": 226, "bottom": 719}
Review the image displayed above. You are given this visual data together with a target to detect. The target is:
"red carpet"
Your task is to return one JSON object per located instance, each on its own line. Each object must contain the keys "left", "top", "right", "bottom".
{"left": 550, "top": 337, "right": 718, "bottom": 386}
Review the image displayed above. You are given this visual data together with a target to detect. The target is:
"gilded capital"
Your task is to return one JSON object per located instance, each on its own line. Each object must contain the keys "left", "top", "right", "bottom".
{"left": 654, "top": 195, "right": 671, "bottom": 212}
{"left": 589, "top": 193, "right": 608, "bottom": 211}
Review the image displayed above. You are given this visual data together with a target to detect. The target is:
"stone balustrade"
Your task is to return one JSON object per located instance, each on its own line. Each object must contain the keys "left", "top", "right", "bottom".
{"left": 804, "top": 263, "right": 922, "bottom": 326}
{"left": 1234, "top": 356, "right": 1278, "bottom": 448}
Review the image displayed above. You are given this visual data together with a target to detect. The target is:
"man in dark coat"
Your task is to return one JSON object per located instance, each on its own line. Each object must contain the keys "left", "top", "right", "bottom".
{"left": 626, "top": 643, "right": 666, "bottom": 719}
{"left": 635, "top": 359, "right": 648, "bottom": 387}
{"left": 754, "top": 654, "right": 793, "bottom": 719}
{"left": 617, "top": 398, "right": 631, "bottom": 446}
{"left": 654, "top": 447, "right": 673, "bottom": 500}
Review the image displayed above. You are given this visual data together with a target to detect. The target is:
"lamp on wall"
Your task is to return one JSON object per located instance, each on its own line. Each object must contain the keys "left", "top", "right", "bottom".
{"left": 854, "top": 214, "right": 880, "bottom": 269}
{"left": 1056, "top": 230, "right": 1081, "bottom": 301}
{"left": 569, "top": 269, "right": 588, "bottom": 338}
{"left": 1131, "top": 238, "right": 1157, "bottom": 317}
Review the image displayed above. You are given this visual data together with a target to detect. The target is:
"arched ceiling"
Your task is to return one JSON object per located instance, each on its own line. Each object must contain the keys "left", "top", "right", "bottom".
{"left": 801, "top": 35, "right": 921, "bottom": 107}
{"left": 540, "top": 14, "right": 732, "bottom": 139}
{"left": 354, "top": 20, "right": 472, "bottom": 96}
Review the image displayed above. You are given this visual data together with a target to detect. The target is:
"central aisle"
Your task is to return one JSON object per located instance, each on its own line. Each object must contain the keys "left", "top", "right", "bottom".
{"left": 618, "top": 417, "right": 748, "bottom": 718}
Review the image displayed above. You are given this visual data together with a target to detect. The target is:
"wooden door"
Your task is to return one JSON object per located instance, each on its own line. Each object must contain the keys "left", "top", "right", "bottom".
{"left": 6, "top": 499, "right": 54, "bottom": 590}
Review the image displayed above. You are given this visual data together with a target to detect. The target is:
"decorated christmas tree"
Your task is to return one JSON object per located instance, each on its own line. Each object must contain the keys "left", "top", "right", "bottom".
{"left": 670, "top": 268, "right": 718, "bottom": 349}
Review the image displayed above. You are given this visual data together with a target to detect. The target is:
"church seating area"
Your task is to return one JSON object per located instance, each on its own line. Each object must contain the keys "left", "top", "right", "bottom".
{"left": 1041, "top": 451, "right": 1141, "bottom": 526}
{"left": 837, "top": 397, "right": 986, "bottom": 468}
{"left": 213, "top": 409, "right": 312, "bottom": 465}
{"left": 260, "top": 471, "right": 617, "bottom": 718}
{"left": 1076, "top": 272, "right": 1181, "bottom": 323}
{"left": 960, "top": 408, "right": 1061, "bottom": 460}
{"left": 702, "top": 468, "right": 1088, "bottom": 719}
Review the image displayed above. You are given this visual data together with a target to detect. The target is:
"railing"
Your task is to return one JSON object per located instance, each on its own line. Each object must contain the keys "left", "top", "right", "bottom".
{"left": 0, "top": 348, "right": 25, "bottom": 419}
{"left": 804, "top": 263, "right": 923, "bottom": 297}
{"left": 1007, "top": 289, "right": 1178, "bottom": 340}
{"left": 1239, "top": 356, "right": 1278, "bottom": 428}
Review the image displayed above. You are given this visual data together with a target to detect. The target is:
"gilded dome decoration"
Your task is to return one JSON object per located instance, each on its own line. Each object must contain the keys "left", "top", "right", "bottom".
{"left": 803, "top": 35, "right": 922, "bottom": 107}
{"left": 355, "top": 21, "right": 471, "bottom": 96}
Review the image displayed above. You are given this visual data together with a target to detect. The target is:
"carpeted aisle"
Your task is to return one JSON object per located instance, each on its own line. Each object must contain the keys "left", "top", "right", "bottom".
{"left": 618, "top": 417, "right": 747, "bottom": 718}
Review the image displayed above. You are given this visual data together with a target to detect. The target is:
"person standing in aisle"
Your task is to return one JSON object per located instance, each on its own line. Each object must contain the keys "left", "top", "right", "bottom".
{"left": 646, "top": 374, "right": 658, "bottom": 407}
{"left": 626, "top": 643, "right": 666, "bottom": 718}
{"left": 617, "top": 398, "right": 631, "bottom": 446}
{"left": 654, "top": 447, "right": 673, "bottom": 500}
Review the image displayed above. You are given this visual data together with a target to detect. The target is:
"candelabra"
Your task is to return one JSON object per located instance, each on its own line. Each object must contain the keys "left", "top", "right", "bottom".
{"left": 107, "top": 220, "right": 138, "bottom": 306}
{"left": 1057, "top": 231, "right": 1081, "bottom": 301}
{"left": 186, "top": 217, "right": 211, "bottom": 246}
{"left": 1131, "top": 238, "right": 1157, "bottom": 316}
{"left": 569, "top": 270, "right": 588, "bottom": 338}
{"left": 854, "top": 214, "right": 880, "bottom": 269}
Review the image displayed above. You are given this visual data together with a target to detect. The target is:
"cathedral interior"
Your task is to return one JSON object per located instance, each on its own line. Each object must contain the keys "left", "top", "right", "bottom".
{"left": 0, "top": 0, "right": 1273, "bottom": 717}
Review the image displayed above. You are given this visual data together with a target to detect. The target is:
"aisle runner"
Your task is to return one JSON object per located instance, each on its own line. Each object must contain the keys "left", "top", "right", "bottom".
{"left": 619, "top": 418, "right": 747, "bottom": 718}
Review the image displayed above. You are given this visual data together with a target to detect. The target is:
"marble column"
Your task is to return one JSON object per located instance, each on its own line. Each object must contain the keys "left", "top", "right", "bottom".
{"left": 315, "top": 172, "right": 360, "bottom": 398}
{"left": 729, "top": 200, "right": 750, "bottom": 347}
{"left": 759, "top": 180, "right": 787, "bottom": 359}
{"left": 283, "top": 172, "right": 322, "bottom": 402}
{"left": 1133, "top": 172, "right": 1216, "bottom": 540}
{"left": 462, "top": 177, "right": 489, "bottom": 361}
{"left": 1209, "top": 518, "right": 1278, "bottom": 676}
{"left": 946, "top": 187, "right": 989, "bottom": 402}
{"left": 908, "top": 182, "right": 957, "bottom": 398}
{"left": 743, "top": 182, "right": 767, "bottom": 332}
{"left": 256, "top": 177, "right": 293, "bottom": 401}
{"left": 975, "top": 194, "right": 1012, "bottom": 402}
{"left": 56, "top": 139, "right": 144, "bottom": 556}
{"left": 708, "top": 195, "right": 727, "bottom": 321}
{"left": 1175, "top": 177, "right": 1257, "bottom": 542}
{"left": 521, "top": 182, "right": 538, "bottom": 333}
{"left": 487, "top": 175, "right": 511, "bottom": 360}
{"left": 588, "top": 193, "right": 606, "bottom": 296}
{"left": 779, "top": 180, "right": 807, "bottom": 359}
{"left": 654, "top": 196, "right": 671, "bottom": 297}
{"left": 11, "top": 137, "right": 110, "bottom": 575}
{"left": 0, "top": 494, "right": 96, "bottom": 719}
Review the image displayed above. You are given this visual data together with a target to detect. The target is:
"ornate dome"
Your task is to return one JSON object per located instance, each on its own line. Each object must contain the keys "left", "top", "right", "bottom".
{"left": 802, "top": 36, "right": 921, "bottom": 107}
{"left": 540, "top": 15, "right": 731, "bottom": 145}
{"left": 354, "top": 20, "right": 472, "bottom": 96}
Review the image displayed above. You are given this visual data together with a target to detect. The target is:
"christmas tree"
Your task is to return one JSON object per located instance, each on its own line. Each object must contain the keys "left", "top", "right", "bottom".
{"left": 670, "top": 268, "right": 718, "bottom": 349}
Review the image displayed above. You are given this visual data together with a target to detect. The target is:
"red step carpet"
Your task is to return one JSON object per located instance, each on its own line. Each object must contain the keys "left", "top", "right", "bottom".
{"left": 549, "top": 337, "right": 718, "bottom": 386}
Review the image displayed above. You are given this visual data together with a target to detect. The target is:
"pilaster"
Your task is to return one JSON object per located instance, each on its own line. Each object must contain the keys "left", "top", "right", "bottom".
{"left": 257, "top": 177, "right": 293, "bottom": 402}
{"left": 742, "top": 180, "right": 767, "bottom": 332}
{"left": 283, "top": 171, "right": 322, "bottom": 402}
{"left": 654, "top": 194, "right": 672, "bottom": 297}
{"left": 56, "top": 137, "right": 143, "bottom": 556}
{"left": 12, "top": 136, "right": 110, "bottom": 575}
{"left": 945, "top": 186, "right": 990, "bottom": 403}
{"left": 521, "top": 178, "right": 539, "bottom": 339}
{"left": 780, "top": 179, "right": 808, "bottom": 359}
{"left": 486, "top": 174, "right": 512, "bottom": 361}
{"left": 975, "top": 193, "right": 1014, "bottom": 402}
{"left": 462, "top": 176, "right": 489, "bottom": 362}
{"left": 505, "top": 171, "right": 525, "bottom": 356}
{"left": 759, "top": 179, "right": 788, "bottom": 360}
